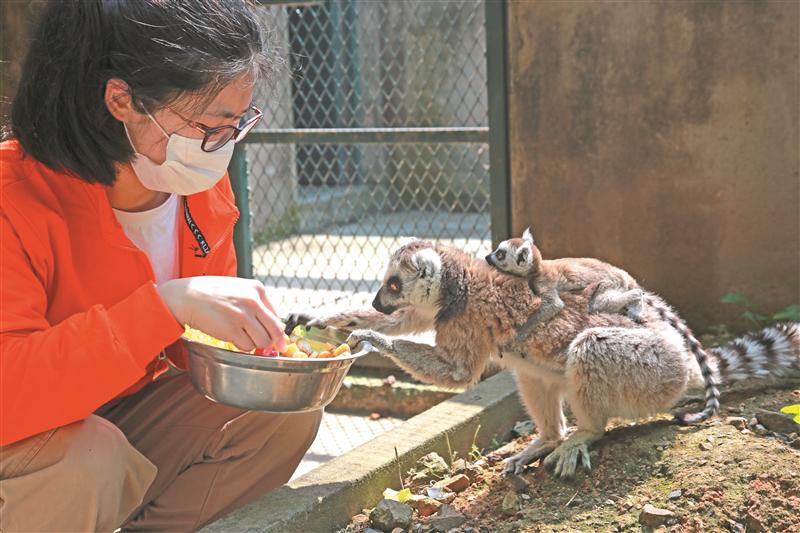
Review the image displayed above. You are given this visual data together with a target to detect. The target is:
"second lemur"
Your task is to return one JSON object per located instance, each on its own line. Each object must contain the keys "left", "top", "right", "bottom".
{"left": 485, "top": 227, "right": 644, "bottom": 328}
{"left": 486, "top": 227, "right": 721, "bottom": 424}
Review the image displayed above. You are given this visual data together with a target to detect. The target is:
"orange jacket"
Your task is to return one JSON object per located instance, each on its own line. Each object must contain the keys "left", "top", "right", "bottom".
{"left": 0, "top": 140, "right": 240, "bottom": 445}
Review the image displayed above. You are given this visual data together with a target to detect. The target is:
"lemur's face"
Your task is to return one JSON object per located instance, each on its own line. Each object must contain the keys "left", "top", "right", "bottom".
{"left": 372, "top": 243, "right": 442, "bottom": 315}
{"left": 485, "top": 237, "right": 532, "bottom": 277}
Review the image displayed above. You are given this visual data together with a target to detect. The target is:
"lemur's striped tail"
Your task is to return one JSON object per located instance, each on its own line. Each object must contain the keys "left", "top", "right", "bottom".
{"left": 708, "top": 321, "right": 800, "bottom": 382}
{"left": 644, "top": 294, "right": 720, "bottom": 424}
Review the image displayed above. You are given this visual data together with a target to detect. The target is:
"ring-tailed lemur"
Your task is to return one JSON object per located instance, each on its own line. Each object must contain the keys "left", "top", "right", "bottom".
{"left": 486, "top": 227, "right": 644, "bottom": 325}
{"left": 486, "top": 228, "right": 720, "bottom": 424}
{"left": 285, "top": 239, "right": 800, "bottom": 479}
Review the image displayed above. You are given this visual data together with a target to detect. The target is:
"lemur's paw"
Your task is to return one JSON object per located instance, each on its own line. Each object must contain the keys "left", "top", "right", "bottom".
{"left": 502, "top": 439, "right": 557, "bottom": 477}
{"left": 346, "top": 329, "right": 394, "bottom": 353}
{"left": 543, "top": 441, "right": 591, "bottom": 479}
{"left": 284, "top": 310, "right": 363, "bottom": 334}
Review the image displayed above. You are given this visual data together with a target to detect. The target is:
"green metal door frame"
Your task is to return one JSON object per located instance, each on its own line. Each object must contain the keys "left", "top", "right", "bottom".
{"left": 227, "top": 0, "right": 511, "bottom": 278}
{"left": 485, "top": 0, "right": 512, "bottom": 248}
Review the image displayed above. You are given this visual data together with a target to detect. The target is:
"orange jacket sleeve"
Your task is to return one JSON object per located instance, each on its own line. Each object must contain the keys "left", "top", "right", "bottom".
{"left": 0, "top": 213, "right": 184, "bottom": 445}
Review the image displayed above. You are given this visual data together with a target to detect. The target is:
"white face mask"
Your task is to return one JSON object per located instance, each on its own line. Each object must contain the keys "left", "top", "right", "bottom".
{"left": 123, "top": 110, "right": 234, "bottom": 195}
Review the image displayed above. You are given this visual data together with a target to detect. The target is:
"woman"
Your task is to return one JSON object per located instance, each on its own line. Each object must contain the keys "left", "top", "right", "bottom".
{"left": 0, "top": 1, "right": 321, "bottom": 530}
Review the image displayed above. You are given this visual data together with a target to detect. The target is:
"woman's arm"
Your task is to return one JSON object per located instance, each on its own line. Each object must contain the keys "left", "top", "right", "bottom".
{"left": 1, "top": 213, "right": 185, "bottom": 445}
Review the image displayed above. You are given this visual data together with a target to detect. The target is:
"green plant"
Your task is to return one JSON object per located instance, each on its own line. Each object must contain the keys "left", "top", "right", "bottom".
{"left": 719, "top": 292, "right": 800, "bottom": 328}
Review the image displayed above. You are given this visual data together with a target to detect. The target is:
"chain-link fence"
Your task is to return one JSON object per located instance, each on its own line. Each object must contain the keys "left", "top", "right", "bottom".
{"left": 241, "top": 0, "right": 496, "bottom": 312}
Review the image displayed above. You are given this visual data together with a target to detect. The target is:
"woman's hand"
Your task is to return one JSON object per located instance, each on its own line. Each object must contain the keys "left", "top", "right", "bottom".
{"left": 157, "top": 276, "right": 286, "bottom": 352}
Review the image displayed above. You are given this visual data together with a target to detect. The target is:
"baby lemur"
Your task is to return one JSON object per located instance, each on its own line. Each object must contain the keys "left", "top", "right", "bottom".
{"left": 485, "top": 228, "right": 644, "bottom": 329}
{"left": 286, "top": 239, "right": 800, "bottom": 478}
{"left": 487, "top": 228, "right": 723, "bottom": 424}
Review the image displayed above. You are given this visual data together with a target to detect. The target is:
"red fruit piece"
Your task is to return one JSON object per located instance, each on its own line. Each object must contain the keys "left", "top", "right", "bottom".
{"left": 253, "top": 347, "right": 278, "bottom": 357}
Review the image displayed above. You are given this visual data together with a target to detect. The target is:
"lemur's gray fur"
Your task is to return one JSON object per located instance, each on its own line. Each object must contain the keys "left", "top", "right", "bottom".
{"left": 486, "top": 227, "right": 643, "bottom": 329}
{"left": 486, "top": 228, "right": 722, "bottom": 424}
{"left": 287, "top": 240, "right": 800, "bottom": 478}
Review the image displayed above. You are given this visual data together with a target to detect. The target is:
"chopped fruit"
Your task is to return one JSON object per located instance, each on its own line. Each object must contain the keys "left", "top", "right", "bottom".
{"left": 183, "top": 326, "right": 352, "bottom": 359}
{"left": 332, "top": 343, "right": 351, "bottom": 357}
{"left": 284, "top": 343, "right": 299, "bottom": 356}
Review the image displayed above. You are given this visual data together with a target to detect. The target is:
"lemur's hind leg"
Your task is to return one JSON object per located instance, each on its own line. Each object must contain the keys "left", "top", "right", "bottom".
{"left": 587, "top": 281, "right": 645, "bottom": 322}
{"left": 544, "top": 325, "right": 689, "bottom": 478}
{"left": 503, "top": 374, "right": 567, "bottom": 476}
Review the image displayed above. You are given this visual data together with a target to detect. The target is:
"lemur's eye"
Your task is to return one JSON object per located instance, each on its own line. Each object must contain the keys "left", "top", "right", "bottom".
{"left": 495, "top": 250, "right": 506, "bottom": 261}
{"left": 386, "top": 276, "right": 401, "bottom": 293}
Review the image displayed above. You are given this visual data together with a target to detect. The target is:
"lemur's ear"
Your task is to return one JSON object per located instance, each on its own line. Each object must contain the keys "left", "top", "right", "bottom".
{"left": 517, "top": 247, "right": 529, "bottom": 266}
{"left": 412, "top": 248, "right": 441, "bottom": 279}
{"left": 522, "top": 227, "right": 534, "bottom": 244}
{"left": 398, "top": 236, "right": 421, "bottom": 247}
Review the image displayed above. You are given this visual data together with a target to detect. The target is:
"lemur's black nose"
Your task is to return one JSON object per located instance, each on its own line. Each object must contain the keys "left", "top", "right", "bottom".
{"left": 372, "top": 295, "right": 395, "bottom": 315}
{"left": 485, "top": 254, "right": 494, "bottom": 265}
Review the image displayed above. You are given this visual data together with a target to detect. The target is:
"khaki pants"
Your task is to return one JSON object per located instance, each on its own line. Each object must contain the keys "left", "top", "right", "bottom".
{"left": 0, "top": 374, "right": 322, "bottom": 532}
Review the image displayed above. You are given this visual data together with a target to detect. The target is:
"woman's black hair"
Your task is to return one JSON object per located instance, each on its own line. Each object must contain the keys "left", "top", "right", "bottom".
{"left": 6, "top": 0, "right": 271, "bottom": 185}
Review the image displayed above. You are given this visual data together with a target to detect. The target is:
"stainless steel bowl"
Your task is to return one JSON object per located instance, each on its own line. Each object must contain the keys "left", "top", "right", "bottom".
{"left": 182, "top": 328, "right": 373, "bottom": 412}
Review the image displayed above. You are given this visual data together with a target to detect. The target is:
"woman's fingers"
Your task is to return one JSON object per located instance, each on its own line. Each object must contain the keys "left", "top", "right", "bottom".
{"left": 252, "top": 303, "right": 287, "bottom": 352}
{"left": 239, "top": 311, "right": 272, "bottom": 352}
{"left": 228, "top": 327, "right": 257, "bottom": 353}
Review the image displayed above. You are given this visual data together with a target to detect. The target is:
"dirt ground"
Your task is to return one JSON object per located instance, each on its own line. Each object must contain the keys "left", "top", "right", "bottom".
{"left": 346, "top": 382, "right": 800, "bottom": 532}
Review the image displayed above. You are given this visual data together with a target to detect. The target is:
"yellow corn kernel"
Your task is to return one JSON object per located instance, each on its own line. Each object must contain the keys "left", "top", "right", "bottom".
{"left": 284, "top": 343, "right": 299, "bottom": 356}
{"left": 332, "top": 343, "right": 350, "bottom": 357}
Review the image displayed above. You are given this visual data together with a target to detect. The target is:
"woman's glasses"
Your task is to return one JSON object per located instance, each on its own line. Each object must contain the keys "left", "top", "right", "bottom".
{"left": 169, "top": 105, "right": 263, "bottom": 152}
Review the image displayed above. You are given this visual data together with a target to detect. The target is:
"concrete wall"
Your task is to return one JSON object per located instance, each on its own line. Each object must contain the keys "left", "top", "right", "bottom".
{"left": 507, "top": 0, "right": 799, "bottom": 330}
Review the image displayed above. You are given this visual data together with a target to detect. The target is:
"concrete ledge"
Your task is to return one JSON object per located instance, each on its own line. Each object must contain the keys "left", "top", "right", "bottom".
{"left": 201, "top": 370, "right": 524, "bottom": 533}
{"left": 329, "top": 374, "right": 462, "bottom": 418}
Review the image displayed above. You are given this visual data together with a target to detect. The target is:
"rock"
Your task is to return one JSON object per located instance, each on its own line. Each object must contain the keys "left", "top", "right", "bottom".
{"left": 791, "top": 436, "right": 800, "bottom": 450}
{"left": 699, "top": 442, "right": 713, "bottom": 451}
{"left": 639, "top": 504, "right": 674, "bottom": 528}
{"left": 749, "top": 417, "right": 759, "bottom": 428}
{"left": 433, "top": 474, "right": 471, "bottom": 493}
{"left": 391, "top": 528, "right": 405, "bottom": 533}
{"left": 451, "top": 458, "right": 468, "bottom": 475}
{"left": 411, "top": 452, "right": 451, "bottom": 483}
{"left": 452, "top": 460, "right": 482, "bottom": 482}
{"left": 428, "top": 505, "right": 467, "bottom": 532}
{"left": 668, "top": 489, "right": 682, "bottom": 500}
{"left": 369, "top": 412, "right": 382, "bottom": 420}
{"left": 512, "top": 419, "right": 535, "bottom": 437}
{"left": 727, "top": 405, "right": 743, "bottom": 414}
{"left": 605, "top": 499, "right": 615, "bottom": 505}
{"left": 382, "top": 375, "right": 396, "bottom": 386}
{"left": 501, "top": 492, "right": 519, "bottom": 516}
{"left": 352, "top": 513, "right": 370, "bottom": 526}
{"left": 726, "top": 416, "right": 748, "bottom": 430}
{"left": 370, "top": 499, "right": 413, "bottom": 531}
{"left": 416, "top": 497, "right": 442, "bottom": 517}
{"left": 746, "top": 511, "right": 765, "bottom": 532}
{"left": 756, "top": 408, "right": 800, "bottom": 434}
{"left": 364, "top": 529, "right": 383, "bottom": 533}
{"left": 486, "top": 441, "right": 519, "bottom": 462}
{"left": 507, "top": 475, "right": 530, "bottom": 493}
